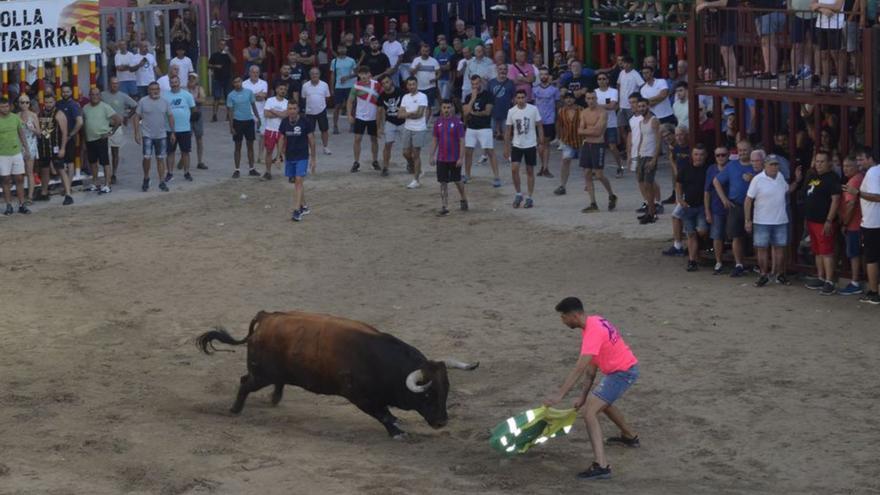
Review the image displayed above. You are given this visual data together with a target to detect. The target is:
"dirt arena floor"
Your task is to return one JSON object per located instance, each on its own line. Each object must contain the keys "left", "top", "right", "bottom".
{"left": 0, "top": 125, "right": 877, "bottom": 494}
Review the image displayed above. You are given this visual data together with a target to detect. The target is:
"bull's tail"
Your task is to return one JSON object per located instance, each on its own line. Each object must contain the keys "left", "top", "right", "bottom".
{"left": 195, "top": 311, "right": 268, "bottom": 355}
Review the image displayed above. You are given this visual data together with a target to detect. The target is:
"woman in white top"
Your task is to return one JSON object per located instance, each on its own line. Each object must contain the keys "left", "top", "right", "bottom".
{"left": 811, "top": 0, "right": 846, "bottom": 91}
{"left": 16, "top": 95, "right": 39, "bottom": 205}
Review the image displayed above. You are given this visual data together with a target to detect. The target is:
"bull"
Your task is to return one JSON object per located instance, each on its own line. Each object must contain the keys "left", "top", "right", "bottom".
{"left": 195, "top": 311, "right": 478, "bottom": 437}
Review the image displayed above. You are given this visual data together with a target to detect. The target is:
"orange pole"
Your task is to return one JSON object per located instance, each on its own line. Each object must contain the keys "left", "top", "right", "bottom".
{"left": 509, "top": 19, "right": 515, "bottom": 60}
{"left": 72, "top": 57, "right": 79, "bottom": 100}
{"left": 521, "top": 21, "right": 527, "bottom": 53}
{"left": 37, "top": 61, "right": 45, "bottom": 105}
{"left": 599, "top": 33, "right": 608, "bottom": 67}
{"left": 660, "top": 36, "right": 669, "bottom": 78}
{"left": 54, "top": 58, "right": 62, "bottom": 100}
{"left": 1, "top": 63, "right": 8, "bottom": 99}
{"left": 89, "top": 55, "right": 97, "bottom": 89}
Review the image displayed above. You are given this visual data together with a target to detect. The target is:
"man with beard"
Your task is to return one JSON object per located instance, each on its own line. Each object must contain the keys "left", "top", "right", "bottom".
{"left": 377, "top": 75, "right": 405, "bottom": 177}
{"left": 463, "top": 75, "right": 500, "bottom": 187}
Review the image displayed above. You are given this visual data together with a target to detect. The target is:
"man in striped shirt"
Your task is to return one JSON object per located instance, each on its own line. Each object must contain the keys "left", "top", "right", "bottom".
{"left": 347, "top": 66, "right": 382, "bottom": 173}
{"left": 554, "top": 93, "right": 581, "bottom": 196}
{"left": 430, "top": 99, "right": 468, "bottom": 216}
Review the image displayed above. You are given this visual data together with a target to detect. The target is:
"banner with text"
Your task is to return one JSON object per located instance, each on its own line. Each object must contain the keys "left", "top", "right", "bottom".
{"left": 0, "top": 0, "right": 101, "bottom": 64}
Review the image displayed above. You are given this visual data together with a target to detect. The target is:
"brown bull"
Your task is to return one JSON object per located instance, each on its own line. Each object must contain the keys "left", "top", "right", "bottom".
{"left": 196, "top": 311, "right": 478, "bottom": 437}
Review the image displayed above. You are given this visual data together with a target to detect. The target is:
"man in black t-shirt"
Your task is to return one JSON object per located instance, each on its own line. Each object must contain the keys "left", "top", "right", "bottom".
{"left": 362, "top": 37, "right": 392, "bottom": 79}
{"left": 675, "top": 145, "right": 710, "bottom": 272}
{"left": 290, "top": 31, "right": 316, "bottom": 67}
{"left": 340, "top": 32, "right": 364, "bottom": 65}
{"left": 462, "top": 75, "right": 500, "bottom": 186}
{"left": 377, "top": 75, "right": 405, "bottom": 176}
{"left": 803, "top": 151, "right": 842, "bottom": 294}
{"left": 274, "top": 64, "right": 305, "bottom": 102}
{"left": 208, "top": 39, "right": 235, "bottom": 122}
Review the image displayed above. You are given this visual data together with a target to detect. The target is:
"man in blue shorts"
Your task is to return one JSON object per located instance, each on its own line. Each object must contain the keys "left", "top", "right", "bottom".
{"left": 279, "top": 100, "right": 316, "bottom": 222}
{"left": 330, "top": 44, "right": 357, "bottom": 134}
{"left": 544, "top": 297, "right": 641, "bottom": 481}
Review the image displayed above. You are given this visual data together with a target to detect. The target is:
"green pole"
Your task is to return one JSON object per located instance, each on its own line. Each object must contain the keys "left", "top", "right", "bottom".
{"left": 645, "top": 34, "right": 655, "bottom": 60}
{"left": 583, "top": 0, "right": 593, "bottom": 66}
{"left": 628, "top": 33, "right": 638, "bottom": 62}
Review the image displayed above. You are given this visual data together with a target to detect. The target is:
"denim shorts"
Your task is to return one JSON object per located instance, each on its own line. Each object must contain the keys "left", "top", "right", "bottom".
{"left": 593, "top": 365, "right": 639, "bottom": 405}
{"left": 561, "top": 143, "right": 579, "bottom": 160}
{"left": 845, "top": 230, "right": 861, "bottom": 258}
{"left": 681, "top": 206, "right": 708, "bottom": 235}
{"left": 710, "top": 211, "right": 727, "bottom": 241}
{"left": 753, "top": 223, "right": 789, "bottom": 247}
{"left": 757, "top": 12, "right": 786, "bottom": 36}
{"left": 142, "top": 136, "right": 167, "bottom": 159}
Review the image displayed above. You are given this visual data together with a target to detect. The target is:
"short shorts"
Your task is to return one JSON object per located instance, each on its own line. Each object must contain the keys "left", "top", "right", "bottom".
{"left": 384, "top": 123, "right": 401, "bottom": 143}
{"left": 306, "top": 110, "right": 329, "bottom": 133}
{"left": 593, "top": 365, "right": 639, "bottom": 405}
{"left": 580, "top": 142, "right": 605, "bottom": 170}
{"left": 400, "top": 128, "right": 428, "bottom": 149}
{"left": 85, "top": 138, "right": 110, "bottom": 166}
{"left": 542, "top": 123, "right": 556, "bottom": 141}
{"left": 423, "top": 87, "right": 438, "bottom": 108}
{"left": 636, "top": 156, "right": 657, "bottom": 183}
{"left": 807, "top": 220, "right": 835, "bottom": 256}
{"left": 845, "top": 230, "right": 861, "bottom": 259}
{"left": 561, "top": 143, "right": 579, "bottom": 160}
{"left": 756, "top": 12, "right": 786, "bottom": 36}
{"left": 726, "top": 203, "right": 746, "bottom": 239}
{"left": 0, "top": 153, "right": 25, "bottom": 176}
{"left": 232, "top": 119, "right": 256, "bottom": 143}
{"left": 817, "top": 27, "right": 843, "bottom": 51}
{"left": 862, "top": 227, "right": 880, "bottom": 264}
{"left": 618, "top": 108, "right": 633, "bottom": 129}
{"left": 334, "top": 87, "right": 351, "bottom": 106}
{"left": 436, "top": 161, "right": 462, "bottom": 183}
{"left": 142, "top": 136, "right": 167, "bottom": 159}
{"left": 680, "top": 206, "right": 709, "bottom": 235}
{"left": 753, "top": 223, "right": 789, "bottom": 247}
{"left": 212, "top": 79, "right": 232, "bottom": 100}
{"left": 710, "top": 211, "right": 727, "bottom": 241}
{"left": 284, "top": 158, "right": 309, "bottom": 178}
{"left": 167, "top": 131, "right": 192, "bottom": 153}
{"left": 263, "top": 130, "right": 282, "bottom": 153}
{"left": 791, "top": 17, "right": 816, "bottom": 44}
{"left": 604, "top": 127, "right": 619, "bottom": 144}
{"left": 510, "top": 146, "right": 537, "bottom": 167}
{"left": 846, "top": 21, "right": 860, "bottom": 53}
{"left": 353, "top": 118, "right": 377, "bottom": 136}
{"left": 465, "top": 128, "right": 494, "bottom": 149}
{"left": 191, "top": 112, "right": 204, "bottom": 138}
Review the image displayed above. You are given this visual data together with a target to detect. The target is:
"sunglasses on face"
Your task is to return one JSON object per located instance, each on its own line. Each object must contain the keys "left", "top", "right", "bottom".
{"left": 19, "top": 100, "right": 30, "bottom": 105}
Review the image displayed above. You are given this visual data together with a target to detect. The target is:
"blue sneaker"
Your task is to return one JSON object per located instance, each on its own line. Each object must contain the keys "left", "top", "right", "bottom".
{"left": 730, "top": 264, "right": 745, "bottom": 277}
{"left": 839, "top": 282, "right": 863, "bottom": 296}
{"left": 301, "top": 205, "right": 311, "bottom": 216}
{"left": 513, "top": 194, "right": 523, "bottom": 208}
{"left": 492, "top": 177, "right": 502, "bottom": 188}
{"left": 523, "top": 197, "right": 534, "bottom": 209}
{"left": 797, "top": 65, "right": 813, "bottom": 80}
{"left": 662, "top": 246, "right": 686, "bottom": 257}
{"left": 291, "top": 209, "right": 303, "bottom": 222}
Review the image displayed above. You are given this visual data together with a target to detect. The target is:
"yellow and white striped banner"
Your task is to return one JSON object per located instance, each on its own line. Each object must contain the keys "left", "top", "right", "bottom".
{"left": 0, "top": 0, "right": 101, "bottom": 64}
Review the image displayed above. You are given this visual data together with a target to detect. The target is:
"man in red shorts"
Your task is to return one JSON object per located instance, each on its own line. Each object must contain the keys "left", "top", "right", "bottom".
{"left": 803, "top": 151, "right": 841, "bottom": 295}
{"left": 544, "top": 297, "right": 640, "bottom": 481}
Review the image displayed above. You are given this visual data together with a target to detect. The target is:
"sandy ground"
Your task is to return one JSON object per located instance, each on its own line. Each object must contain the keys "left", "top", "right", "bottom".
{"left": 0, "top": 118, "right": 877, "bottom": 495}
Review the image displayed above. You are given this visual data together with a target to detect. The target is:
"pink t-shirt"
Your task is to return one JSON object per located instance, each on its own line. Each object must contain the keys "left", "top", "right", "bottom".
{"left": 580, "top": 315, "right": 638, "bottom": 375}
{"left": 508, "top": 63, "right": 536, "bottom": 101}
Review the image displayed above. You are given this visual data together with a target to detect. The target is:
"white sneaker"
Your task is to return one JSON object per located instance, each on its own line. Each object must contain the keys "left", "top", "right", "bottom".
{"left": 99, "top": 185, "right": 111, "bottom": 194}
{"left": 479, "top": 154, "right": 489, "bottom": 164}
{"left": 72, "top": 172, "right": 83, "bottom": 182}
{"left": 830, "top": 78, "right": 839, "bottom": 89}
{"left": 323, "top": 147, "right": 332, "bottom": 155}
{"left": 406, "top": 180, "right": 421, "bottom": 189}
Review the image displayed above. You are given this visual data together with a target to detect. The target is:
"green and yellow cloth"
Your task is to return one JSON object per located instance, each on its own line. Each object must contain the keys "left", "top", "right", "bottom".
{"left": 489, "top": 406, "right": 578, "bottom": 455}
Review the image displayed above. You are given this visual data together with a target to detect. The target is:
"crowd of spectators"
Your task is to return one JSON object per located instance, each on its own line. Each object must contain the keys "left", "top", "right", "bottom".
{"left": 0, "top": 11, "right": 878, "bottom": 304}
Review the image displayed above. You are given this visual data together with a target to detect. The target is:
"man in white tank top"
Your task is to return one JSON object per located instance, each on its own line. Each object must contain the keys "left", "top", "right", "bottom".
{"left": 635, "top": 98, "right": 661, "bottom": 224}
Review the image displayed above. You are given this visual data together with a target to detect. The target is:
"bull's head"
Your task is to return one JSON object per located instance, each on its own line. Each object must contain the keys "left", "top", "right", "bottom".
{"left": 405, "top": 359, "right": 479, "bottom": 429}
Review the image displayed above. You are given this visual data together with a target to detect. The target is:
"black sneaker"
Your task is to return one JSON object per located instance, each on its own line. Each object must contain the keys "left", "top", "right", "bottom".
{"left": 3, "top": 203, "right": 13, "bottom": 216}
{"left": 582, "top": 203, "right": 599, "bottom": 213}
{"left": 372, "top": 161, "right": 381, "bottom": 171}
{"left": 164, "top": 173, "right": 174, "bottom": 183}
{"left": 513, "top": 195, "right": 523, "bottom": 208}
{"left": 197, "top": 163, "right": 208, "bottom": 170}
{"left": 686, "top": 260, "right": 699, "bottom": 272}
{"left": 288, "top": 177, "right": 295, "bottom": 183}
{"left": 608, "top": 194, "right": 618, "bottom": 211}
{"left": 775, "top": 274, "right": 791, "bottom": 286}
{"left": 184, "top": 172, "right": 193, "bottom": 181}
{"left": 638, "top": 214, "right": 657, "bottom": 224}
{"left": 248, "top": 168, "right": 260, "bottom": 177}
{"left": 859, "top": 291, "right": 880, "bottom": 305}
{"left": 351, "top": 161, "right": 361, "bottom": 173}
{"left": 232, "top": 170, "right": 241, "bottom": 179}
{"left": 661, "top": 193, "right": 676, "bottom": 205}
{"left": 142, "top": 178, "right": 150, "bottom": 191}
{"left": 636, "top": 202, "right": 647, "bottom": 213}
{"left": 553, "top": 185, "right": 566, "bottom": 195}
{"left": 381, "top": 167, "right": 390, "bottom": 177}
{"left": 606, "top": 435, "right": 640, "bottom": 448}
{"left": 804, "top": 278, "right": 825, "bottom": 290}
{"left": 158, "top": 182, "right": 169, "bottom": 192}
{"left": 437, "top": 207, "right": 450, "bottom": 217}
{"left": 460, "top": 200, "right": 469, "bottom": 211}
{"left": 262, "top": 172, "right": 272, "bottom": 181}
{"left": 62, "top": 195, "right": 74, "bottom": 205}
{"left": 730, "top": 264, "right": 745, "bottom": 277}
{"left": 576, "top": 462, "right": 611, "bottom": 480}
{"left": 755, "top": 274, "right": 770, "bottom": 287}
{"left": 18, "top": 205, "right": 31, "bottom": 214}
{"left": 819, "top": 282, "right": 836, "bottom": 295}
{"left": 713, "top": 264, "right": 724, "bottom": 275}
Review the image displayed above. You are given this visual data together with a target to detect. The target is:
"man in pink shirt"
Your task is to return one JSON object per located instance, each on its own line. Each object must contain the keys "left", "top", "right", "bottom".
{"left": 508, "top": 49, "right": 536, "bottom": 102}
{"left": 544, "top": 297, "right": 640, "bottom": 480}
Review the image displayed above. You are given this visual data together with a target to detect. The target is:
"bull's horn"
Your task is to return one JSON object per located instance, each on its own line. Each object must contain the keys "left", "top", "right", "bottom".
{"left": 405, "top": 369, "right": 432, "bottom": 393}
{"left": 443, "top": 359, "right": 480, "bottom": 371}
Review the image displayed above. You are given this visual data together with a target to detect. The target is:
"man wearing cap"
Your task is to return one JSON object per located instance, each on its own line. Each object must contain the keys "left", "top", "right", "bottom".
{"left": 544, "top": 296, "right": 641, "bottom": 481}
{"left": 745, "top": 153, "right": 797, "bottom": 287}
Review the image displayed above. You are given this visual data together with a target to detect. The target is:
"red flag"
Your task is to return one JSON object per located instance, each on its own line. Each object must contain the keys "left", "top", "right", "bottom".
{"left": 303, "top": 0, "right": 317, "bottom": 23}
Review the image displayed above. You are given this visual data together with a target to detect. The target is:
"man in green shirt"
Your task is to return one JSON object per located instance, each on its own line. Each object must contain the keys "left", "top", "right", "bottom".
{"left": 83, "top": 87, "right": 122, "bottom": 193}
{"left": 463, "top": 25, "right": 484, "bottom": 52}
{"left": 0, "top": 96, "right": 31, "bottom": 215}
